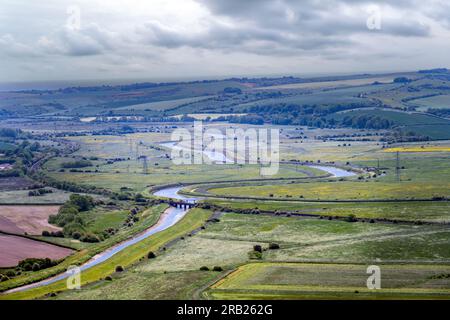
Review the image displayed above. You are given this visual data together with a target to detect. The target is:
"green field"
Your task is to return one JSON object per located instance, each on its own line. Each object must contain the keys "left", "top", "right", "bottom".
{"left": 115, "top": 96, "right": 214, "bottom": 112}
{"left": 51, "top": 270, "right": 220, "bottom": 300}
{"left": 330, "top": 109, "right": 449, "bottom": 126}
{"left": 208, "top": 179, "right": 449, "bottom": 201}
{"left": 410, "top": 94, "right": 450, "bottom": 111}
{"left": 0, "top": 204, "right": 167, "bottom": 294}
{"left": 0, "top": 189, "right": 71, "bottom": 204}
{"left": 208, "top": 263, "right": 450, "bottom": 300}
{"left": 1, "top": 208, "right": 212, "bottom": 300}
{"left": 208, "top": 200, "right": 450, "bottom": 222}
{"left": 42, "top": 131, "right": 324, "bottom": 193}
{"left": 205, "top": 151, "right": 450, "bottom": 201}
{"left": 400, "top": 124, "right": 450, "bottom": 140}
{"left": 2, "top": 72, "right": 450, "bottom": 301}
{"left": 52, "top": 210, "right": 450, "bottom": 300}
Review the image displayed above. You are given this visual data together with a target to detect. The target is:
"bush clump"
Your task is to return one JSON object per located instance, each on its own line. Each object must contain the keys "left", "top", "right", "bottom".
{"left": 0, "top": 275, "right": 10, "bottom": 282}
{"left": 80, "top": 233, "right": 100, "bottom": 243}
{"left": 147, "top": 251, "right": 156, "bottom": 259}
{"left": 253, "top": 245, "right": 263, "bottom": 253}
{"left": 48, "top": 194, "right": 96, "bottom": 240}
{"left": 212, "top": 266, "right": 223, "bottom": 272}
{"left": 344, "top": 214, "right": 358, "bottom": 223}
{"left": 61, "top": 160, "right": 93, "bottom": 169}
{"left": 18, "top": 258, "right": 58, "bottom": 272}
{"left": 5, "top": 270, "right": 16, "bottom": 277}
{"left": 248, "top": 251, "right": 263, "bottom": 260}
{"left": 199, "top": 266, "right": 209, "bottom": 271}
{"left": 269, "top": 243, "right": 280, "bottom": 250}
{"left": 115, "top": 266, "right": 124, "bottom": 272}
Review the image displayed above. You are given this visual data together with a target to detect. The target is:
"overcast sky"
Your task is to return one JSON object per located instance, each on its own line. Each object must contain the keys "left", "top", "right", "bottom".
{"left": 1, "top": 0, "right": 450, "bottom": 83}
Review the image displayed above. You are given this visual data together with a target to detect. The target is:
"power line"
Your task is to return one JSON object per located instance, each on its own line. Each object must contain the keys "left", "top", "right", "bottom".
{"left": 136, "top": 142, "right": 140, "bottom": 161}
{"left": 128, "top": 137, "right": 133, "bottom": 156}
{"left": 142, "top": 155, "right": 148, "bottom": 174}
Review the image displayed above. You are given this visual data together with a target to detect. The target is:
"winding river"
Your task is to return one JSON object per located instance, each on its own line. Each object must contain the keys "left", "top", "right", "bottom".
{"left": 5, "top": 146, "right": 355, "bottom": 294}
{"left": 162, "top": 141, "right": 356, "bottom": 179}
{"left": 5, "top": 189, "right": 193, "bottom": 294}
{"left": 308, "top": 165, "right": 356, "bottom": 178}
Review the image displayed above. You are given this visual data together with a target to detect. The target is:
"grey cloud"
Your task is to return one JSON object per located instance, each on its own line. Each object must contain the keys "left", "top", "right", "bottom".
{"left": 38, "top": 23, "right": 116, "bottom": 56}
{"left": 196, "top": 0, "right": 431, "bottom": 38}
{"left": 133, "top": 0, "right": 434, "bottom": 58}
{"left": 1, "top": 0, "right": 449, "bottom": 82}
{"left": 0, "top": 34, "right": 40, "bottom": 57}
{"left": 139, "top": 18, "right": 353, "bottom": 55}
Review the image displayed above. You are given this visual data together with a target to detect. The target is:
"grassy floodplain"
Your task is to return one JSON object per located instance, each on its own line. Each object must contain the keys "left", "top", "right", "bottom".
{"left": 206, "top": 148, "right": 450, "bottom": 201}
{"left": 0, "top": 204, "right": 168, "bottom": 295}
{"left": 1, "top": 208, "right": 211, "bottom": 300}
{"left": 207, "top": 200, "right": 450, "bottom": 222}
{"left": 208, "top": 263, "right": 450, "bottom": 300}
{"left": 51, "top": 211, "right": 450, "bottom": 300}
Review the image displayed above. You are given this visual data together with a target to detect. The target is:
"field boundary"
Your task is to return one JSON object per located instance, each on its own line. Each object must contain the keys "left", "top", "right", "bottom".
{"left": 0, "top": 230, "right": 76, "bottom": 251}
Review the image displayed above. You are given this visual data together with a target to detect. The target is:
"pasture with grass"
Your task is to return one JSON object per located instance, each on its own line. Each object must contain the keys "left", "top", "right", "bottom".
{"left": 1, "top": 68, "right": 449, "bottom": 301}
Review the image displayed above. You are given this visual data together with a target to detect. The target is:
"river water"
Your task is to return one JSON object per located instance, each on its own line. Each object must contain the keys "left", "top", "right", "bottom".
{"left": 5, "top": 145, "right": 355, "bottom": 293}
{"left": 6, "top": 191, "right": 191, "bottom": 293}
{"left": 162, "top": 141, "right": 356, "bottom": 178}
{"left": 308, "top": 165, "right": 356, "bottom": 178}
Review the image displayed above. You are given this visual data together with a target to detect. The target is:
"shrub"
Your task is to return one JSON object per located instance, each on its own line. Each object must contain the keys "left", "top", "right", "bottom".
{"left": 212, "top": 266, "right": 223, "bottom": 272}
{"left": 105, "top": 276, "right": 113, "bottom": 281}
{"left": 344, "top": 214, "right": 357, "bottom": 223}
{"left": 18, "top": 258, "right": 57, "bottom": 272}
{"left": 42, "top": 230, "right": 50, "bottom": 237}
{"left": 61, "top": 160, "right": 93, "bottom": 169}
{"left": 200, "top": 266, "right": 209, "bottom": 271}
{"left": 269, "top": 243, "right": 280, "bottom": 250}
{"left": 253, "top": 245, "right": 262, "bottom": 253}
{"left": 72, "top": 231, "right": 81, "bottom": 240}
{"left": 51, "top": 231, "right": 64, "bottom": 238}
{"left": 5, "top": 270, "right": 16, "bottom": 277}
{"left": 69, "top": 194, "right": 94, "bottom": 212}
{"left": 80, "top": 233, "right": 100, "bottom": 243}
{"left": 63, "top": 222, "right": 84, "bottom": 237}
{"left": 115, "top": 266, "right": 124, "bottom": 272}
{"left": 0, "top": 275, "right": 10, "bottom": 282}
{"left": 147, "top": 251, "right": 156, "bottom": 259}
{"left": 22, "top": 263, "right": 32, "bottom": 271}
{"left": 248, "top": 251, "right": 262, "bottom": 260}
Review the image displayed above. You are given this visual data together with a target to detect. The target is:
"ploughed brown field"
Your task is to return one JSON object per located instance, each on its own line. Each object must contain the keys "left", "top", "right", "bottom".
{"left": 0, "top": 234, "right": 73, "bottom": 267}
{"left": 0, "top": 205, "right": 61, "bottom": 235}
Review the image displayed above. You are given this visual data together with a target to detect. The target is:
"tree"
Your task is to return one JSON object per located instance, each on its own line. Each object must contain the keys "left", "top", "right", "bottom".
{"left": 69, "top": 194, "right": 94, "bottom": 211}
